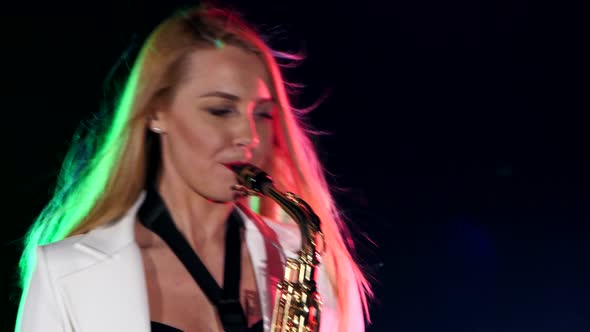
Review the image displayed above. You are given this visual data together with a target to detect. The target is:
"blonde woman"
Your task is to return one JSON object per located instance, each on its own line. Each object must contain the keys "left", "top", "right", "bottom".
{"left": 15, "top": 4, "right": 372, "bottom": 332}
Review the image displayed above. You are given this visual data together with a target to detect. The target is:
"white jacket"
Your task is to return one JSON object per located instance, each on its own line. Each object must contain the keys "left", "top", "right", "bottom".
{"left": 16, "top": 192, "right": 338, "bottom": 332}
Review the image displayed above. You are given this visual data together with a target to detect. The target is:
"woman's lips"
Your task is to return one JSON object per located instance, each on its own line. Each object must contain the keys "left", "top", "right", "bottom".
{"left": 221, "top": 161, "right": 248, "bottom": 172}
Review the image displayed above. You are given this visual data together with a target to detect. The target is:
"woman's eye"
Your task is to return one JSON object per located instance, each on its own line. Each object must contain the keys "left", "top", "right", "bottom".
{"left": 255, "top": 103, "right": 276, "bottom": 120}
{"left": 207, "top": 108, "right": 233, "bottom": 116}
{"left": 256, "top": 112, "right": 274, "bottom": 120}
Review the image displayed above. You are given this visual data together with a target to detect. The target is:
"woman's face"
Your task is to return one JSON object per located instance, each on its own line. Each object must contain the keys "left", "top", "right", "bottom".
{"left": 151, "top": 45, "right": 276, "bottom": 202}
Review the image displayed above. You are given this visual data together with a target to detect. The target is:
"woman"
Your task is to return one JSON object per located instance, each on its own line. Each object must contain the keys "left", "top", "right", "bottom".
{"left": 15, "top": 4, "right": 372, "bottom": 332}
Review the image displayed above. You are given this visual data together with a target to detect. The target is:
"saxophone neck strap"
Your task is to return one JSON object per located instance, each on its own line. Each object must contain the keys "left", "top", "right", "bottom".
{"left": 138, "top": 187, "right": 247, "bottom": 332}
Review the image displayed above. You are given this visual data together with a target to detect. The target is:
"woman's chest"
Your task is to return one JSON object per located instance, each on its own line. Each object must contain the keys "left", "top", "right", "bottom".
{"left": 140, "top": 245, "right": 263, "bottom": 332}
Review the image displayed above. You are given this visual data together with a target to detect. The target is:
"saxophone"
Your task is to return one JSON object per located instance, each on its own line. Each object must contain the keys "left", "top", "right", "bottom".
{"left": 229, "top": 164, "right": 323, "bottom": 332}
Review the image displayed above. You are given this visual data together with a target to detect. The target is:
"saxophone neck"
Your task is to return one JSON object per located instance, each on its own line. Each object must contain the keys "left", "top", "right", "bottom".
{"left": 228, "top": 163, "right": 324, "bottom": 255}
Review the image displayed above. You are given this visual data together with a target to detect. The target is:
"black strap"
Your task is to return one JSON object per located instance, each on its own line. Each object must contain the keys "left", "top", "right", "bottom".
{"left": 138, "top": 188, "right": 247, "bottom": 332}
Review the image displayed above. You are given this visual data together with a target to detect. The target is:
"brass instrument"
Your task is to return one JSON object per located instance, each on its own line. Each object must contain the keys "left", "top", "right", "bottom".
{"left": 229, "top": 164, "right": 324, "bottom": 332}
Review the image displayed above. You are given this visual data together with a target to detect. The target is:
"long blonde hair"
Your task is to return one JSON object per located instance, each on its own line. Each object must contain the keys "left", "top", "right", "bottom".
{"left": 18, "top": 4, "right": 373, "bottom": 330}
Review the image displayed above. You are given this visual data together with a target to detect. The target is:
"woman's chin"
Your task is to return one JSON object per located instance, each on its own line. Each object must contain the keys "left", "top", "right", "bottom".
{"left": 205, "top": 187, "right": 246, "bottom": 204}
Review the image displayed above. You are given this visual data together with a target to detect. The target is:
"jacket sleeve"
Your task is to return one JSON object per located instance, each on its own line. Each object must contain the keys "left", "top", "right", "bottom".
{"left": 16, "top": 246, "right": 67, "bottom": 332}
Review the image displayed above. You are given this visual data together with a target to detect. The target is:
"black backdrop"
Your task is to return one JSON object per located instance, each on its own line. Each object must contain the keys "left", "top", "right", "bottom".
{"left": 2, "top": 1, "right": 588, "bottom": 331}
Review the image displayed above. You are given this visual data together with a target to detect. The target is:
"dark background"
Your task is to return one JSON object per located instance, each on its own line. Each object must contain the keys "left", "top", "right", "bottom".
{"left": 2, "top": 1, "right": 588, "bottom": 331}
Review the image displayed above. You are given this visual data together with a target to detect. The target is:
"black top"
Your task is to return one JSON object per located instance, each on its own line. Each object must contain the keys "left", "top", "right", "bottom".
{"left": 150, "top": 320, "right": 263, "bottom": 332}
{"left": 138, "top": 187, "right": 263, "bottom": 332}
{"left": 150, "top": 321, "right": 183, "bottom": 332}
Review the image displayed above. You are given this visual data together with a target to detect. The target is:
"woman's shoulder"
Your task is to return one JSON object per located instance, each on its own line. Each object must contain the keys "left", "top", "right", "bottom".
{"left": 33, "top": 233, "right": 93, "bottom": 280}
{"left": 35, "top": 209, "right": 137, "bottom": 279}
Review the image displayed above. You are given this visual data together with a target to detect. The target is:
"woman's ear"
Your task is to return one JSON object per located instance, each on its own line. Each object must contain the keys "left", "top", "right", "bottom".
{"left": 148, "top": 112, "right": 166, "bottom": 134}
{"left": 147, "top": 98, "right": 168, "bottom": 134}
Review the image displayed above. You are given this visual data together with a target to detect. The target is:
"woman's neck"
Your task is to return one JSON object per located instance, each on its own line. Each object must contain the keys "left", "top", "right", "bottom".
{"left": 155, "top": 176, "right": 235, "bottom": 248}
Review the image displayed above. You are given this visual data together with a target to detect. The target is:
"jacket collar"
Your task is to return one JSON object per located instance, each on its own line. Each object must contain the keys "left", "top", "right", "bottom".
{"left": 73, "top": 191, "right": 147, "bottom": 259}
{"left": 63, "top": 191, "right": 286, "bottom": 332}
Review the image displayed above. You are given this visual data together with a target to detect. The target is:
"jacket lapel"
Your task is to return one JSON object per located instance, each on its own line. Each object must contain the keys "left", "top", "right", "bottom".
{"left": 59, "top": 243, "right": 149, "bottom": 332}
{"left": 58, "top": 193, "right": 150, "bottom": 332}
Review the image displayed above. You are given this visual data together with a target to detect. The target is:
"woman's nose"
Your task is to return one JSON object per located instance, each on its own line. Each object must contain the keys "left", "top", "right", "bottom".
{"left": 234, "top": 135, "right": 260, "bottom": 148}
{"left": 233, "top": 116, "right": 260, "bottom": 148}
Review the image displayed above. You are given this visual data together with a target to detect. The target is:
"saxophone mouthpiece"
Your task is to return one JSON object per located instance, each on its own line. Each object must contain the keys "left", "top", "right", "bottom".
{"left": 226, "top": 163, "right": 274, "bottom": 194}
